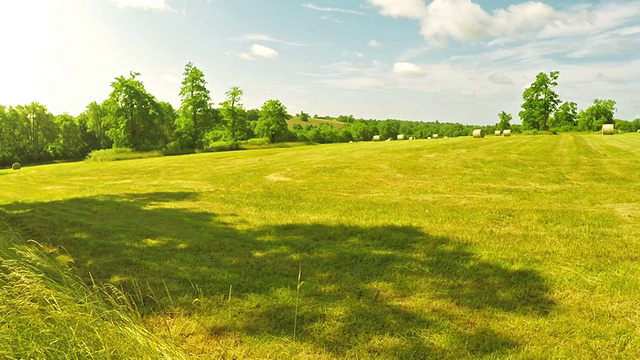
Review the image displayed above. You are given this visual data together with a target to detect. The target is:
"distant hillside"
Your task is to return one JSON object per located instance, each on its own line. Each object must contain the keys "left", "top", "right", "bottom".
{"left": 287, "top": 117, "right": 345, "bottom": 129}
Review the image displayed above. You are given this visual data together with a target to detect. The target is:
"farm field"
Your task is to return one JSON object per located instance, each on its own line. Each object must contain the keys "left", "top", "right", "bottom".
{"left": 1, "top": 133, "right": 639, "bottom": 359}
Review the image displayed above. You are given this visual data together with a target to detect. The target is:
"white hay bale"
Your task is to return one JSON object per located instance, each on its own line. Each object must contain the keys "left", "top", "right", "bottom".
{"left": 637, "top": 130, "right": 640, "bottom": 133}
{"left": 372, "top": 135, "right": 382, "bottom": 142}
{"left": 409, "top": 136, "right": 415, "bottom": 140}
{"left": 502, "top": 129, "right": 512, "bottom": 137}
{"left": 386, "top": 138, "right": 392, "bottom": 141}
{"left": 12, "top": 162, "right": 21, "bottom": 170}
{"left": 397, "top": 134, "right": 406, "bottom": 140}
{"left": 494, "top": 130, "right": 501, "bottom": 136}
{"left": 444, "top": 136, "right": 449, "bottom": 139}
{"left": 472, "top": 129, "right": 485, "bottom": 138}
{"left": 427, "top": 137, "right": 432, "bottom": 140}
{"left": 602, "top": 124, "right": 615, "bottom": 135}
{"left": 432, "top": 134, "right": 439, "bottom": 139}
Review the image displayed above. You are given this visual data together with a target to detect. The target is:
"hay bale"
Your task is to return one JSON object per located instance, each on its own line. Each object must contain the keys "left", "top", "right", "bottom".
{"left": 397, "top": 134, "right": 405, "bottom": 140}
{"left": 637, "top": 130, "right": 640, "bottom": 133}
{"left": 372, "top": 135, "right": 382, "bottom": 142}
{"left": 432, "top": 134, "right": 439, "bottom": 139}
{"left": 12, "top": 162, "right": 21, "bottom": 170}
{"left": 409, "top": 136, "right": 415, "bottom": 140}
{"left": 502, "top": 129, "right": 512, "bottom": 137}
{"left": 602, "top": 124, "right": 615, "bottom": 135}
{"left": 444, "top": 136, "right": 449, "bottom": 139}
{"left": 472, "top": 129, "right": 485, "bottom": 138}
{"left": 494, "top": 130, "right": 501, "bottom": 136}
{"left": 427, "top": 137, "right": 432, "bottom": 140}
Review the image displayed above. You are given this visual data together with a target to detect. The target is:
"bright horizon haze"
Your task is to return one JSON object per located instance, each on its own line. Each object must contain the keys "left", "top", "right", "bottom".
{"left": 1, "top": 0, "right": 639, "bottom": 125}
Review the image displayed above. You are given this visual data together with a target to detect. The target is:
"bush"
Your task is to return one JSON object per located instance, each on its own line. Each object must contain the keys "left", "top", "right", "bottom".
{"left": 86, "top": 148, "right": 163, "bottom": 162}
{"left": 246, "top": 137, "right": 271, "bottom": 146}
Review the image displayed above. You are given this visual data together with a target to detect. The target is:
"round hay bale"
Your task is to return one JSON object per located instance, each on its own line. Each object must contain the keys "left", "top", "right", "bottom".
{"left": 502, "top": 129, "right": 512, "bottom": 137}
{"left": 494, "top": 130, "right": 501, "bottom": 136}
{"left": 602, "top": 124, "right": 615, "bottom": 135}
{"left": 444, "top": 136, "right": 449, "bottom": 139}
{"left": 409, "top": 136, "right": 415, "bottom": 140}
{"left": 637, "top": 130, "right": 640, "bottom": 133}
{"left": 397, "top": 134, "right": 406, "bottom": 140}
{"left": 372, "top": 135, "right": 382, "bottom": 142}
{"left": 12, "top": 162, "right": 21, "bottom": 170}
{"left": 432, "top": 134, "right": 439, "bottom": 139}
{"left": 427, "top": 137, "right": 432, "bottom": 140}
{"left": 472, "top": 129, "right": 485, "bottom": 138}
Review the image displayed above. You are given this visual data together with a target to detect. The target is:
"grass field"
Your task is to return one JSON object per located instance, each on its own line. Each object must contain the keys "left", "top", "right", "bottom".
{"left": 1, "top": 133, "right": 639, "bottom": 358}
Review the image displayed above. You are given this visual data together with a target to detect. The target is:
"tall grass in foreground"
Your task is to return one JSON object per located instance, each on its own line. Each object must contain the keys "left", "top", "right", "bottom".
{"left": 0, "top": 225, "right": 188, "bottom": 360}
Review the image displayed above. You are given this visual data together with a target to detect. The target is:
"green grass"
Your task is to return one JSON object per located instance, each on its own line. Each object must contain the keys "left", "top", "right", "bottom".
{"left": 0, "top": 226, "right": 188, "bottom": 359}
{"left": 1, "top": 133, "right": 639, "bottom": 358}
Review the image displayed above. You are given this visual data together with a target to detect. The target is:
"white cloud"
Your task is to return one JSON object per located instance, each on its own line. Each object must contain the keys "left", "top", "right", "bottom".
{"left": 233, "top": 33, "right": 303, "bottom": 47}
{"left": 318, "top": 76, "right": 388, "bottom": 90}
{"left": 488, "top": 73, "right": 514, "bottom": 85}
{"left": 392, "top": 62, "right": 426, "bottom": 77}
{"left": 367, "top": 0, "right": 428, "bottom": 19}
{"left": 111, "top": 0, "right": 174, "bottom": 11}
{"left": 371, "top": 0, "right": 640, "bottom": 46}
{"left": 248, "top": 44, "right": 279, "bottom": 59}
{"left": 303, "top": 3, "right": 364, "bottom": 15}
{"left": 368, "top": 39, "right": 381, "bottom": 48}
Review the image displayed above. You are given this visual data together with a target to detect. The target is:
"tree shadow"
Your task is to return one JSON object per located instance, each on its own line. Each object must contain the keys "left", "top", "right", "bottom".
{"left": 0, "top": 192, "right": 555, "bottom": 358}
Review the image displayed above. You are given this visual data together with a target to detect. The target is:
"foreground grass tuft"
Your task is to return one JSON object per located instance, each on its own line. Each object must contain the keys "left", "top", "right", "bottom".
{"left": 0, "top": 225, "right": 188, "bottom": 360}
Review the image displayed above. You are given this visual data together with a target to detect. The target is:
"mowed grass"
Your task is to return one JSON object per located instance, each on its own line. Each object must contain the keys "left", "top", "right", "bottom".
{"left": 1, "top": 133, "right": 639, "bottom": 358}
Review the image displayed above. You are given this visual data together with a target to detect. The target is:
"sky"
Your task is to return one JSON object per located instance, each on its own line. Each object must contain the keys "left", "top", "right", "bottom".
{"left": 0, "top": 0, "right": 639, "bottom": 125}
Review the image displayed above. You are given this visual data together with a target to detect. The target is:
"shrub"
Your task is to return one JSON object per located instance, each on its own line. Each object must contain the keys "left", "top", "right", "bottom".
{"left": 86, "top": 148, "right": 163, "bottom": 162}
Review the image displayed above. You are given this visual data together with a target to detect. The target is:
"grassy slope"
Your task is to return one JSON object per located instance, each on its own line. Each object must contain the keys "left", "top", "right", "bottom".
{"left": 287, "top": 117, "right": 345, "bottom": 129}
{"left": 0, "top": 133, "right": 639, "bottom": 359}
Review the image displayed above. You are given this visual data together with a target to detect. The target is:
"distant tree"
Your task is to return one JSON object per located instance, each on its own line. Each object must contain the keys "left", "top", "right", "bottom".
{"left": 176, "top": 62, "right": 214, "bottom": 149}
{"left": 256, "top": 99, "right": 290, "bottom": 143}
{"left": 10, "top": 103, "right": 58, "bottom": 162}
{"left": 577, "top": 99, "right": 616, "bottom": 131}
{"left": 80, "top": 101, "right": 111, "bottom": 149}
{"left": 246, "top": 108, "right": 260, "bottom": 122}
{"left": 51, "top": 114, "right": 85, "bottom": 159}
{"left": 104, "top": 72, "right": 164, "bottom": 151}
{"left": 551, "top": 101, "right": 578, "bottom": 129}
{"left": 299, "top": 111, "right": 309, "bottom": 122}
{"left": 220, "top": 86, "right": 247, "bottom": 142}
{"left": 519, "top": 71, "right": 561, "bottom": 130}
{"left": 497, "top": 111, "right": 512, "bottom": 131}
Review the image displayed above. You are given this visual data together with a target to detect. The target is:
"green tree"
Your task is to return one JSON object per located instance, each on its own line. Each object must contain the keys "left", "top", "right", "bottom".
{"left": 577, "top": 99, "right": 616, "bottom": 131}
{"left": 552, "top": 101, "right": 578, "bottom": 129}
{"left": 176, "top": 62, "right": 214, "bottom": 149}
{"left": 519, "top": 71, "right": 561, "bottom": 130}
{"left": 104, "top": 72, "right": 164, "bottom": 151}
{"left": 79, "top": 101, "right": 112, "bottom": 150}
{"left": 256, "top": 99, "right": 290, "bottom": 143}
{"left": 220, "top": 86, "right": 247, "bottom": 142}
{"left": 51, "top": 114, "right": 85, "bottom": 159}
{"left": 497, "top": 111, "right": 512, "bottom": 131}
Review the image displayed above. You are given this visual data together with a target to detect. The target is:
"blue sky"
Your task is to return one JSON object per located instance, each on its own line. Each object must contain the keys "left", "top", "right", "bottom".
{"left": 1, "top": 0, "right": 639, "bottom": 125}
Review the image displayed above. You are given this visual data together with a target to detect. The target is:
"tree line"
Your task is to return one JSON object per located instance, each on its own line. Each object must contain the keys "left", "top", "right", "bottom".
{"left": 499, "top": 71, "right": 640, "bottom": 133}
{"left": 2, "top": 65, "right": 639, "bottom": 167}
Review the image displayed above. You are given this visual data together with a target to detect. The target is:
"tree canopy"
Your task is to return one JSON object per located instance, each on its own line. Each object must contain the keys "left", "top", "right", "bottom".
{"left": 519, "top": 71, "right": 560, "bottom": 131}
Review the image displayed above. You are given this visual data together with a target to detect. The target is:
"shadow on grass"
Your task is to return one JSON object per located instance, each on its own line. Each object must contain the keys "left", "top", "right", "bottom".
{"left": 0, "top": 192, "right": 555, "bottom": 358}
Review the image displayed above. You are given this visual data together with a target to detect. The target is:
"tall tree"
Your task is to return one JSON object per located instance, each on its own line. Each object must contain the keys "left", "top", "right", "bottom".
{"left": 220, "top": 86, "right": 247, "bottom": 142}
{"left": 552, "top": 101, "right": 578, "bottom": 129}
{"left": 82, "top": 101, "right": 111, "bottom": 149}
{"left": 176, "top": 62, "right": 214, "bottom": 149}
{"left": 497, "top": 111, "right": 512, "bottom": 131}
{"left": 577, "top": 99, "right": 616, "bottom": 131}
{"left": 104, "top": 72, "right": 164, "bottom": 151}
{"left": 519, "top": 71, "right": 561, "bottom": 130}
{"left": 51, "top": 114, "right": 85, "bottom": 159}
{"left": 256, "top": 99, "right": 290, "bottom": 143}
